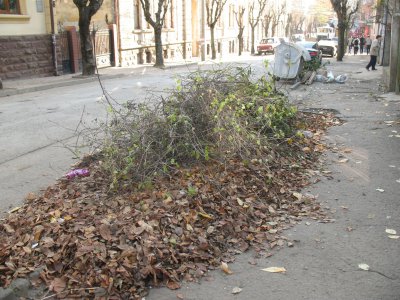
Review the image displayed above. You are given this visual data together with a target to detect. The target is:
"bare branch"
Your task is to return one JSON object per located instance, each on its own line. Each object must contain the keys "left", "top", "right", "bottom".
{"left": 249, "top": 0, "right": 267, "bottom": 28}
{"left": 139, "top": 0, "right": 156, "bottom": 28}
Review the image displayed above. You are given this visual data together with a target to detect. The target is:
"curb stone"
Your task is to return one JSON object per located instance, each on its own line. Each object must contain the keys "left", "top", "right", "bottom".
{"left": 0, "top": 62, "right": 199, "bottom": 98}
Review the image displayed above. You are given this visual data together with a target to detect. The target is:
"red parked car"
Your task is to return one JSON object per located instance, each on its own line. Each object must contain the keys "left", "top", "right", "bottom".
{"left": 256, "top": 37, "right": 279, "bottom": 55}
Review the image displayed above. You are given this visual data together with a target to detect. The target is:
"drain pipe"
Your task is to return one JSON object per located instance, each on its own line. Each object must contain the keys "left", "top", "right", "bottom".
{"left": 49, "top": 0, "right": 60, "bottom": 76}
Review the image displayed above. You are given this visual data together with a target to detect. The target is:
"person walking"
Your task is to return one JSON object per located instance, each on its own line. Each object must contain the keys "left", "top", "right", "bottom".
{"left": 365, "top": 35, "right": 372, "bottom": 55}
{"left": 360, "top": 35, "right": 365, "bottom": 54}
{"left": 353, "top": 37, "right": 360, "bottom": 55}
{"left": 366, "top": 35, "right": 382, "bottom": 71}
{"left": 348, "top": 36, "right": 353, "bottom": 54}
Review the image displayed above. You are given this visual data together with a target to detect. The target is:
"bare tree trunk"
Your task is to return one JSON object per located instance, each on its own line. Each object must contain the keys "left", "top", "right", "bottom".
{"left": 248, "top": 0, "right": 266, "bottom": 55}
{"left": 337, "top": 23, "right": 346, "bottom": 61}
{"left": 140, "top": 0, "right": 169, "bottom": 67}
{"left": 210, "top": 25, "right": 216, "bottom": 59}
{"left": 264, "top": 21, "right": 270, "bottom": 37}
{"left": 238, "top": 28, "right": 244, "bottom": 56}
{"left": 78, "top": 13, "right": 95, "bottom": 75}
{"left": 285, "top": 14, "right": 291, "bottom": 37}
{"left": 251, "top": 25, "right": 256, "bottom": 54}
{"left": 330, "top": 0, "right": 360, "bottom": 62}
{"left": 154, "top": 26, "right": 165, "bottom": 67}
{"left": 235, "top": 6, "right": 245, "bottom": 56}
{"left": 206, "top": 0, "right": 227, "bottom": 60}
{"left": 74, "top": 0, "right": 104, "bottom": 76}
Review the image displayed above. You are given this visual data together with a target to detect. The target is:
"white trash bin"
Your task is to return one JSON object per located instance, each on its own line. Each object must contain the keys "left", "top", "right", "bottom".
{"left": 272, "top": 41, "right": 311, "bottom": 80}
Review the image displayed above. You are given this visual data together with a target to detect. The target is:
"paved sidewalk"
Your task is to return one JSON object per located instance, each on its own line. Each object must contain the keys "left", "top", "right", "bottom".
{"left": 0, "top": 59, "right": 201, "bottom": 98}
{"left": 147, "top": 55, "right": 400, "bottom": 300}
{"left": 0, "top": 52, "right": 270, "bottom": 98}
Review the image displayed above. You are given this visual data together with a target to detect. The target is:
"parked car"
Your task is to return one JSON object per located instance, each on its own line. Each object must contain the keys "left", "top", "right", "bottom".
{"left": 256, "top": 37, "right": 288, "bottom": 55}
{"left": 257, "top": 38, "right": 277, "bottom": 55}
{"left": 318, "top": 38, "right": 337, "bottom": 57}
{"left": 295, "top": 41, "right": 322, "bottom": 62}
{"left": 292, "top": 34, "right": 305, "bottom": 42}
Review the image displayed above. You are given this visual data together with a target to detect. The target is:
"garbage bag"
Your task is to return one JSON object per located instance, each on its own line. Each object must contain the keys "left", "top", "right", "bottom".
{"left": 66, "top": 168, "right": 90, "bottom": 179}
{"left": 335, "top": 74, "right": 348, "bottom": 83}
{"left": 315, "top": 75, "right": 327, "bottom": 82}
{"left": 325, "top": 71, "right": 335, "bottom": 83}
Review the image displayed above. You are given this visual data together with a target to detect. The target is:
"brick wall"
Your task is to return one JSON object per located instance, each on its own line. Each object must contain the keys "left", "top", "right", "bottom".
{"left": 0, "top": 34, "right": 62, "bottom": 80}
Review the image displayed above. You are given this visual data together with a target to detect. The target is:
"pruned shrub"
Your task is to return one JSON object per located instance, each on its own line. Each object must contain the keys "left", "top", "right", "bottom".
{"left": 85, "top": 65, "right": 299, "bottom": 190}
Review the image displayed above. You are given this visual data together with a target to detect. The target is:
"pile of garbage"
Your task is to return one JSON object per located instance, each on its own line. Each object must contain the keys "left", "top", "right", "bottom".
{"left": 292, "top": 68, "right": 348, "bottom": 89}
{"left": 315, "top": 71, "right": 348, "bottom": 84}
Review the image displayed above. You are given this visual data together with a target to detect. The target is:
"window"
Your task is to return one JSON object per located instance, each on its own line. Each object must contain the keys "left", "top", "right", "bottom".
{"left": 164, "top": 0, "right": 174, "bottom": 29}
{"left": 228, "top": 4, "right": 234, "bottom": 27}
{"left": 0, "top": 0, "right": 20, "bottom": 14}
{"left": 134, "top": 0, "right": 141, "bottom": 29}
{"left": 36, "top": 0, "right": 43, "bottom": 12}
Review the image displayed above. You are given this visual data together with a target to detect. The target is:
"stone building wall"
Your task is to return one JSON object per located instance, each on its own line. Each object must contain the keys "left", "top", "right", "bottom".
{"left": 0, "top": 34, "right": 61, "bottom": 80}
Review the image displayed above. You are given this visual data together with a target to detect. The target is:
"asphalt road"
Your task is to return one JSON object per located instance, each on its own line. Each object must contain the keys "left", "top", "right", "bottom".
{"left": 0, "top": 67, "right": 178, "bottom": 213}
{"left": 0, "top": 55, "right": 271, "bottom": 214}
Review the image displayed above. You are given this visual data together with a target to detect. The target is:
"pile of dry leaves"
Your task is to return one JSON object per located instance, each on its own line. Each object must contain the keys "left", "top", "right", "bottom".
{"left": 0, "top": 112, "right": 340, "bottom": 299}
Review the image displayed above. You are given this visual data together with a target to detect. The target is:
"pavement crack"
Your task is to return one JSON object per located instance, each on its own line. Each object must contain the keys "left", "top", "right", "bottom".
{"left": 0, "top": 135, "right": 76, "bottom": 166}
{"left": 367, "top": 269, "right": 397, "bottom": 280}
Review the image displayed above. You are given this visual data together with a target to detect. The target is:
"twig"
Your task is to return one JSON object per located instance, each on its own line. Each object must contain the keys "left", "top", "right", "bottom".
{"left": 40, "top": 287, "right": 100, "bottom": 300}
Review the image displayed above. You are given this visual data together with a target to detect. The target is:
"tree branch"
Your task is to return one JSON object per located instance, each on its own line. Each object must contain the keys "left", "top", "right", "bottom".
{"left": 73, "top": 0, "right": 89, "bottom": 8}
{"left": 140, "top": 0, "right": 156, "bottom": 28}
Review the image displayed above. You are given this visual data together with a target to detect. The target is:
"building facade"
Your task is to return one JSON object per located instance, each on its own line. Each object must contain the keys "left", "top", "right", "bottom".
{"left": 0, "top": 0, "right": 57, "bottom": 79}
{"left": 0, "top": 0, "right": 283, "bottom": 81}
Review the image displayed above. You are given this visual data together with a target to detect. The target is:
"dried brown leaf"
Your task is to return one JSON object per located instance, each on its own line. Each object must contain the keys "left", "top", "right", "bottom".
{"left": 3, "top": 224, "right": 14, "bottom": 233}
{"left": 167, "top": 281, "right": 181, "bottom": 290}
{"left": 50, "top": 277, "right": 67, "bottom": 293}
{"left": 25, "top": 192, "right": 37, "bottom": 201}
{"left": 220, "top": 262, "right": 233, "bottom": 275}
{"left": 99, "top": 224, "right": 112, "bottom": 240}
{"left": 33, "top": 225, "right": 44, "bottom": 242}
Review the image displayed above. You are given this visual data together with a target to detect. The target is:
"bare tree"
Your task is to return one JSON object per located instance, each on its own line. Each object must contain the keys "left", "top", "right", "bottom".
{"left": 291, "top": 13, "right": 305, "bottom": 34}
{"left": 140, "top": 0, "right": 170, "bottom": 68}
{"left": 235, "top": 5, "right": 246, "bottom": 56}
{"left": 73, "top": 0, "right": 104, "bottom": 76}
{"left": 306, "top": 15, "right": 318, "bottom": 38}
{"left": 271, "top": 2, "right": 285, "bottom": 37}
{"left": 206, "top": 0, "right": 228, "bottom": 59}
{"left": 330, "top": 0, "right": 360, "bottom": 61}
{"left": 249, "top": 0, "right": 267, "bottom": 54}
{"left": 263, "top": 10, "right": 273, "bottom": 37}
{"left": 285, "top": 13, "right": 292, "bottom": 37}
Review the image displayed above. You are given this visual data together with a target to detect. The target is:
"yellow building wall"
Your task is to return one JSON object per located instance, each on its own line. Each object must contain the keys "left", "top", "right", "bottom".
{"left": 55, "top": 0, "right": 115, "bottom": 32}
{"left": 0, "top": 0, "right": 47, "bottom": 36}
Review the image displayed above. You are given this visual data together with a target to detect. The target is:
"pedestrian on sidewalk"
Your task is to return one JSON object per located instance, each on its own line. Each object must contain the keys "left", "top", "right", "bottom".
{"left": 348, "top": 36, "right": 353, "bottom": 54}
{"left": 360, "top": 35, "right": 365, "bottom": 54}
{"left": 366, "top": 35, "right": 382, "bottom": 71}
{"left": 365, "top": 35, "right": 372, "bottom": 55}
{"left": 353, "top": 37, "right": 360, "bottom": 55}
